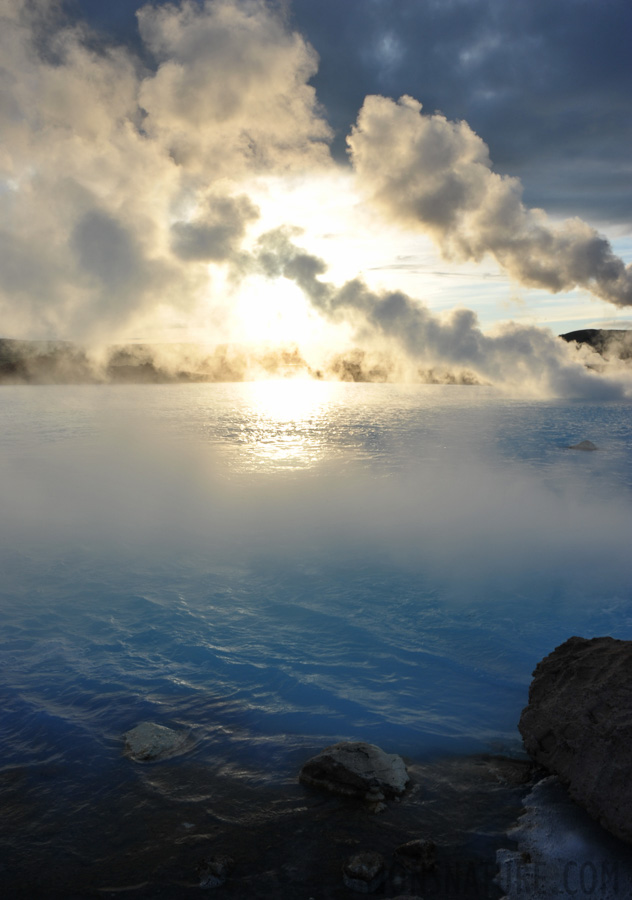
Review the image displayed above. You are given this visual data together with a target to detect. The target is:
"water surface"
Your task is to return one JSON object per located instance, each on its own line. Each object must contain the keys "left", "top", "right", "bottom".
{"left": 1, "top": 383, "right": 631, "bottom": 895}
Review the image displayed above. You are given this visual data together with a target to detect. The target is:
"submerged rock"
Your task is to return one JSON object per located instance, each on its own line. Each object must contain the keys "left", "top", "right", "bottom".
{"left": 568, "top": 439, "right": 599, "bottom": 450}
{"left": 123, "top": 722, "right": 189, "bottom": 762}
{"left": 342, "top": 851, "right": 386, "bottom": 893}
{"left": 519, "top": 636, "right": 632, "bottom": 844}
{"left": 299, "top": 741, "right": 409, "bottom": 800}
{"left": 198, "top": 854, "right": 233, "bottom": 889}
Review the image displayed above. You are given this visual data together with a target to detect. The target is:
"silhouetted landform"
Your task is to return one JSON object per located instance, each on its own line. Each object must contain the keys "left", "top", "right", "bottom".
{"left": 0, "top": 338, "right": 484, "bottom": 385}
{"left": 0, "top": 339, "right": 97, "bottom": 384}
{"left": 2, "top": 330, "right": 629, "bottom": 385}
{"left": 0, "top": 339, "right": 312, "bottom": 385}
{"left": 560, "top": 328, "right": 632, "bottom": 361}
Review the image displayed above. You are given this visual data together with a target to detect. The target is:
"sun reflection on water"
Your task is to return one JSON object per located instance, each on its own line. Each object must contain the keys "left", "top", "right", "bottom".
{"left": 237, "top": 378, "right": 342, "bottom": 471}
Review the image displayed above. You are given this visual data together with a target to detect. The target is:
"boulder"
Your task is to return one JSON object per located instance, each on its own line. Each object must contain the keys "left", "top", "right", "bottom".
{"left": 519, "top": 636, "right": 632, "bottom": 844}
{"left": 568, "top": 439, "right": 598, "bottom": 451}
{"left": 123, "top": 722, "right": 189, "bottom": 762}
{"left": 299, "top": 741, "right": 409, "bottom": 800}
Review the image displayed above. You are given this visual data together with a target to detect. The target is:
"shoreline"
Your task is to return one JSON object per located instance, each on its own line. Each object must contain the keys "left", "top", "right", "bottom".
{"left": 0, "top": 749, "right": 537, "bottom": 899}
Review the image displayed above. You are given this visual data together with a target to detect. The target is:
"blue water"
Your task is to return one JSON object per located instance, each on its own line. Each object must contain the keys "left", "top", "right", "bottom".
{"left": 1, "top": 383, "right": 631, "bottom": 893}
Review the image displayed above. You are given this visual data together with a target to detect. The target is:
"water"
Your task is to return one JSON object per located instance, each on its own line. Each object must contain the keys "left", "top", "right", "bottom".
{"left": 1, "top": 383, "right": 631, "bottom": 897}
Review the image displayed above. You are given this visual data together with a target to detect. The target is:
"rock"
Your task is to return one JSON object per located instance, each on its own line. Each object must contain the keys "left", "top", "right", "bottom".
{"left": 519, "top": 636, "right": 632, "bottom": 844}
{"left": 342, "top": 851, "right": 386, "bottom": 893}
{"left": 123, "top": 722, "right": 189, "bottom": 762}
{"left": 568, "top": 439, "right": 598, "bottom": 450}
{"left": 198, "top": 854, "right": 233, "bottom": 889}
{"left": 299, "top": 741, "right": 409, "bottom": 800}
{"left": 393, "top": 838, "right": 437, "bottom": 873}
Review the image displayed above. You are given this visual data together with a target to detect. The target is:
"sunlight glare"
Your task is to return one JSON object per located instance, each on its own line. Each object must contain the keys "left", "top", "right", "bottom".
{"left": 237, "top": 379, "right": 343, "bottom": 470}
{"left": 233, "top": 275, "right": 329, "bottom": 347}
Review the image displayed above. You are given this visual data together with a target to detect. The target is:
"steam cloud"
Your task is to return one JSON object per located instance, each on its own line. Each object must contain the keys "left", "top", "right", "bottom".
{"left": 254, "top": 228, "right": 631, "bottom": 398}
{"left": 0, "top": 0, "right": 330, "bottom": 341}
{"left": 348, "top": 95, "right": 632, "bottom": 307}
{"left": 0, "top": 0, "right": 631, "bottom": 397}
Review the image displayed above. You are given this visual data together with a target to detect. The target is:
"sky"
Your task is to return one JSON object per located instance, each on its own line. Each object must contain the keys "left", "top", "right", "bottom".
{"left": 2, "top": 0, "right": 632, "bottom": 391}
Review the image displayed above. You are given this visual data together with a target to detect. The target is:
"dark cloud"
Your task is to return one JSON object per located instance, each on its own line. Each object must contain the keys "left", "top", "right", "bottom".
{"left": 290, "top": 0, "right": 632, "bottom": 223}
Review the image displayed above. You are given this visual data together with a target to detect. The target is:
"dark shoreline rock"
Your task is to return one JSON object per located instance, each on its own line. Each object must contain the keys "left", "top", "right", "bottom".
{"left": 519, "top": 636, "right": 632, "bottom": 844}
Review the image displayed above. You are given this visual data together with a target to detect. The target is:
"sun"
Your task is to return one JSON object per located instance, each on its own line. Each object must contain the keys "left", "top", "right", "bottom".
{"left": 230, "top": 273, "right": 344, "bottom": 351}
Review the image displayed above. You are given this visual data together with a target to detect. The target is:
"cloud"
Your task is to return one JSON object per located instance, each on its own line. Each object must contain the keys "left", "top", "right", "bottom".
{"left": 348, "top": 95, "right": 632, "bottom": 308}
{"left": 291, "top": 0, "right": 632, "bottom": 222}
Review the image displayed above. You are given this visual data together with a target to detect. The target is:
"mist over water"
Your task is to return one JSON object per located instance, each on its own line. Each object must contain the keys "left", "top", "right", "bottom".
{"left": 2, "top": 384, "right": 632, "bottom": 750}
{"left": 1, "top": 383, "right": 631, "bottom": 894}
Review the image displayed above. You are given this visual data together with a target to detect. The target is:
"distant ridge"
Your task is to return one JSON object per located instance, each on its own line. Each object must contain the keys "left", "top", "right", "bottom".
{"left": 0, "top": 339, "right": 482, "bottom": 385}
{"left": 0, "top": 339, "right": 311, "bottom": 385}
{"left": 560, "top": 328, "right": 632, "bottom": 360}
{"left": 2, "top": 330, "right": 630, "bottom": 385}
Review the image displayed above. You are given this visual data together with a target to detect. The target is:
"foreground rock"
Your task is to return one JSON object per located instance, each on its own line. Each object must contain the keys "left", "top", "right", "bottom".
{"left": 123, "top": 722, "right": 189, "bottom": 762}
{"left": 519, "top": 636, "right": 632, "bottom": 843}
{"left": 299, "top": 741, "right": 409, "bottom": 801}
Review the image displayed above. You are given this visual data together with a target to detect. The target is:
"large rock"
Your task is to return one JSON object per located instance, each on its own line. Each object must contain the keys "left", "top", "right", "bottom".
{"left": 519, "top": 636, "right": 632, "bottom": 844}
{"left": 299, "top": 741, "right": 409, "bottom": 800}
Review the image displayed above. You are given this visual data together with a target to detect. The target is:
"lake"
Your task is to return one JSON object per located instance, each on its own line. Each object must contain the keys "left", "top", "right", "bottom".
{"left": 1, "top": 383, "right": 631, "bottom": 897}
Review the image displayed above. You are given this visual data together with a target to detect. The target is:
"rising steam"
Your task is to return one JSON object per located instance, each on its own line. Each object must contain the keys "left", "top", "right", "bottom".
{"left": 253, "top": 228, "right": 632, "bottom": 398}
{"left": 1, "top": 1, "right": 631, "bottom": 398}
{"left": 348, "top": 95, "right": 632, "bottom": 307}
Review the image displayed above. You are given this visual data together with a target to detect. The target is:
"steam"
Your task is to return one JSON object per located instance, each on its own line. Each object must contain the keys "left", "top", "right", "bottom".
{"left": 1, "top": 0, "right": 631, "bottom": 398}
{"left": 3, "top": 401, "right": 632, "bottom": 604}
{"left": 348, "top": 95, "right": 632, "bottom": 307}
{"left": 170, "top": 193, "right": 260, "bottom": 262}
{"left": 253, "top": 228, "right": 632, "bottom": 398}
{"left": 0, "top": 0, "right": 330, "bottom": 342}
